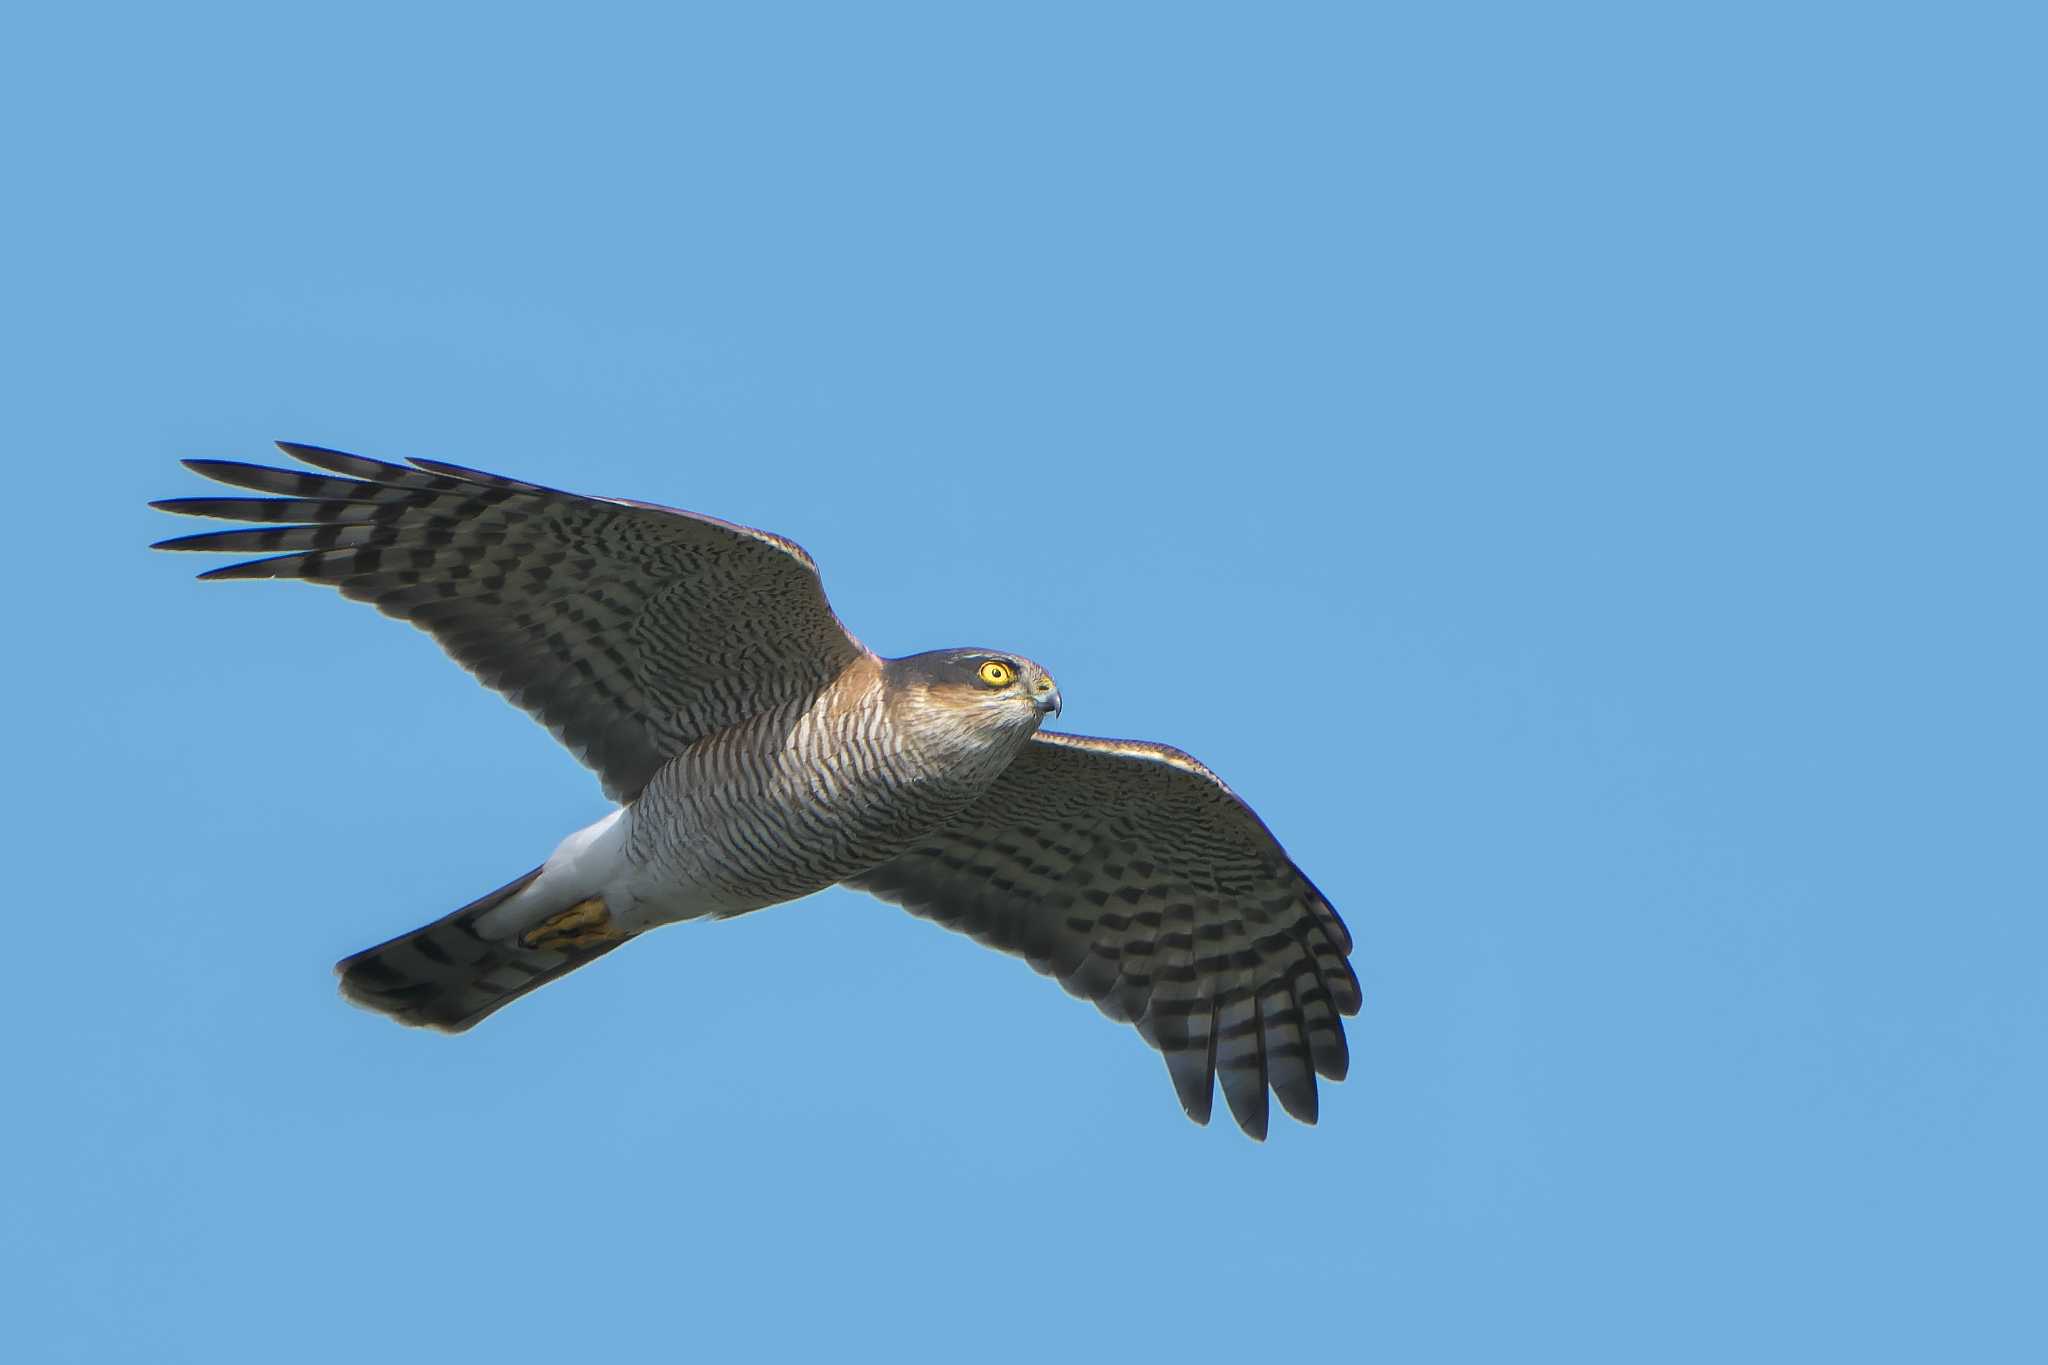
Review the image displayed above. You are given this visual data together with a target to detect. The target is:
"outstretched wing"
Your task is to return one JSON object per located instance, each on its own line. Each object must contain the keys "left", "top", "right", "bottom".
{"left": 843, "top": 731, "right": 1360, "bottom": 1139}
{"left": 154, "top": 442, "right": 867, "bottom": 801}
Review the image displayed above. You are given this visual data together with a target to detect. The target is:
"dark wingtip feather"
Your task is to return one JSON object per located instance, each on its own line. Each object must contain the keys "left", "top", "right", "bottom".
{"left": 275, "top": 440, "right": 354, "bottom": 460}
{"left": 1265, "top": 981, "right": 1322, "bottom": 1125}
{"left": 1218, "top": 1064, "right": 1270, "bottom": 1137}
{"left": 1176, "top": 1080, "right": 1215, "bottom": 1126}
{"left": 152, "top": 525, "right": 324, "bottom": 554}
{"left": 182, "top": 457, "right": 288, "bottom": 482}
{"left": 1239, "top": 1107, "right": 1270, "bottom": 1142}
{"left": 1333, "top": 961, "right": 1364, "bottom": 1017}
{"left": 408, "top": 456, "right": 553, "bottom": 493}
{"left": 176, "top": 458, "right": 375, "bottom": 499}
{"left": 1161, "top": 1031, "right": 1218, "bottom": 1127}
{"left": 1315, "top": 1029, "right": 1350, "bottom": 1083}
{"left": 1270, "top": 1050, "right": 1323, "bottom": 1121}
{"left": 276, "top": 440, "right": 413, "bottom": 482}
{"left": 151, "top": 496, "right": 271, "bottom": 521}
{"left": 1274, "top": 1081, "right": 1320, "bottom": 1126}
{"left": 195, "top": 554, "right": 300, "bottom": 581}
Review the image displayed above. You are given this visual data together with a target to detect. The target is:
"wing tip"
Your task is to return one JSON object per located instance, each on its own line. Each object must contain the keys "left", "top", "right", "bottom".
{"left": 405, "top": 456, "right": 547, "bottom": 491}
{"left": 275, "top": 439, "right": 346, "bottom": 460}
{"left": 1275, "top": 1087, "right": 1320, "bottom": 1127}
{"left": 194, "top": 556, "right": 291, "bottom": 581}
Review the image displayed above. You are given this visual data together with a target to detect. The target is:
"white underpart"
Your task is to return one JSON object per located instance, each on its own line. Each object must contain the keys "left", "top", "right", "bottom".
{"left": 474, "top": 806, "right": 640, "bottom": 940}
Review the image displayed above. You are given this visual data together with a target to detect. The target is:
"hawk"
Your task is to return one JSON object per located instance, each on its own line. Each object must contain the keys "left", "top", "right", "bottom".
{"left": 153, "top": 443, "right": 1360, "bottom": 1137}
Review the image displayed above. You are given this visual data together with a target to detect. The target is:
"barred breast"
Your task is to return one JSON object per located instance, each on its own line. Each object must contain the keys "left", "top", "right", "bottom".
{"left": 624, "top": 660, "right": 1016, "bottom": 918}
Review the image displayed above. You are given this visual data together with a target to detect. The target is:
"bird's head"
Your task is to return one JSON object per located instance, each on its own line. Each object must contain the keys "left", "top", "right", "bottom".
{"left": 885, "top": 647, "right": 1063, "bottom": 749}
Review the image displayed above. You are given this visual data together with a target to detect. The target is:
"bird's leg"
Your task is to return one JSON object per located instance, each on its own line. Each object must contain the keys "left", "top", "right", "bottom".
{"left": 521, "top": 896, "right": 624, "bottom": 951}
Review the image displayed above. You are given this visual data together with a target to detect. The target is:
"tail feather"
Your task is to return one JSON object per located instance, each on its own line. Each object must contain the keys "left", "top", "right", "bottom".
{"left": 336, "top": 867, "right": 631, "bottom": 1032}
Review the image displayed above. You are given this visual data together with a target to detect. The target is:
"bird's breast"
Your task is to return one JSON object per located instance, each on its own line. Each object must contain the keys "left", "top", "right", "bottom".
{"left": 626, "top": 689, "right": 1008, "bottom": 917}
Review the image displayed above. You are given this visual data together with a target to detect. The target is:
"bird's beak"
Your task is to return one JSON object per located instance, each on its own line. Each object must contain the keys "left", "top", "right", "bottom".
{"left": 1033, "top": 679, "right": 1063, "bottom": 718}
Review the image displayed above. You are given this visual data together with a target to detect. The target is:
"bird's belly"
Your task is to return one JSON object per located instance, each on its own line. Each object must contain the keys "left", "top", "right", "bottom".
{"left": 624, "top": 757, "right": 984, "bottom": 924}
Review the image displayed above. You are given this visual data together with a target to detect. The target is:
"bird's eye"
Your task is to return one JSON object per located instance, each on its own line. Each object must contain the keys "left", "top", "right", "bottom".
{"left": 977, "top": 660, "right": 1017, "bottom": 687}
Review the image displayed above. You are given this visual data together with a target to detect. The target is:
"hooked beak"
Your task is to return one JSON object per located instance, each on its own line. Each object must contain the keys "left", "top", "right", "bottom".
{"left": 1033, "top": 678, "right": 1063, "bottom": 718}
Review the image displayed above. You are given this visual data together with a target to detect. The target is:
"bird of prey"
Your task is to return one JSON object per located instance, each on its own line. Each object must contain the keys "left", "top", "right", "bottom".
{"left": 153, "top": 443, "right": 1360, "bottom": 1137}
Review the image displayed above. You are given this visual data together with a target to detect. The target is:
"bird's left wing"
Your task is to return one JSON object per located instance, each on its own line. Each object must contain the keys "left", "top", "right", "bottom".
{"left": 842, "top": 731, "right": 1360, "bottom": 1138}
{"left": 154, "top": 443, "right": 867, "bottom": 802}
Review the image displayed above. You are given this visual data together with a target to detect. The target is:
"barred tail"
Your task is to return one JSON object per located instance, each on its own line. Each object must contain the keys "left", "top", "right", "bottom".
{"left": 335, "top": 868, "right": 631, "bottom": 1033}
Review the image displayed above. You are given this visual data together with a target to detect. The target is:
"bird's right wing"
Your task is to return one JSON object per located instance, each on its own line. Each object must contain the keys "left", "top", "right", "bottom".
{"left": 844, "top": 731, "right": 1359, "bottom": 1138}
{"left": 154, "top": 443, "right": 868, "bottom": 802}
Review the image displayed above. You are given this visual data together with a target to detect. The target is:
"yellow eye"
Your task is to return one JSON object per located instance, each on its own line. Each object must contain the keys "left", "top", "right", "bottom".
{"left": 978, "top": 660, "right": 1016, "bottom": 687}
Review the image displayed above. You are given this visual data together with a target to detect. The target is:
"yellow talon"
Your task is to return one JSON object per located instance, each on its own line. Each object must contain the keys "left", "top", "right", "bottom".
{"left": 521, "top": 896, "right": 622, "bottom": 951}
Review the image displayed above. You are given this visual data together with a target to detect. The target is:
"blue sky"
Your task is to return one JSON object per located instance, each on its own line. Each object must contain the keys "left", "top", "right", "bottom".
{"left": 5, "top": 3, "right": 2042, "bottom": 1360}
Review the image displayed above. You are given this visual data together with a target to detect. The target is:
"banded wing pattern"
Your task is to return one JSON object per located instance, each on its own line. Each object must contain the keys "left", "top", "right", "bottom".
{"left": 844, "top": 731, "right": 1360, "bottom": 1138}
{"left": 153, "top": 443, "right": 867, "bottom": 801}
